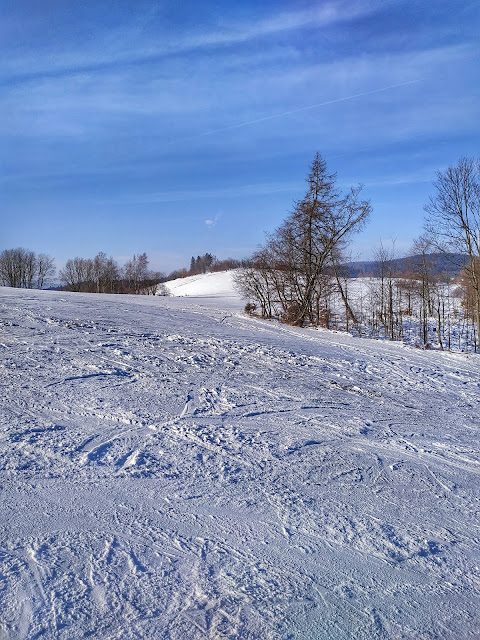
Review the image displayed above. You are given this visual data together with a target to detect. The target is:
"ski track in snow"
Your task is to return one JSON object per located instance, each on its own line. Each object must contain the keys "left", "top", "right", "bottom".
{"left": 1, "top": 286, "right": 480, "bottom": 639}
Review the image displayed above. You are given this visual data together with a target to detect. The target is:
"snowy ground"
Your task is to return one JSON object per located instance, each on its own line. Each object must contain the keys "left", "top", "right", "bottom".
{"left": 1, "top": 284, "right": 480, "bottom": 639}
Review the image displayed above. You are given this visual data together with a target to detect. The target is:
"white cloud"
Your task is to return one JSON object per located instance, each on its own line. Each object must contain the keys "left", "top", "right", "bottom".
{"left": 205, "top": 214, "right": 221, "bottom": 227}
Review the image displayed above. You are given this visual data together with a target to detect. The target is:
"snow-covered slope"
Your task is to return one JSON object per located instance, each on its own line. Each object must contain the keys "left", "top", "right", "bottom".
{"left": 1, "top": 286, "right": 479, "bottom": 639}
{"left": 165, "top": 270, "right": 242, "bottom": 305}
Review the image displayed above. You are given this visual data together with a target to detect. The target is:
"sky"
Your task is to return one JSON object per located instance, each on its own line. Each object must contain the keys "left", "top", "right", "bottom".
{"left": 1, "top": 0, "right": 479, "bottom": 273}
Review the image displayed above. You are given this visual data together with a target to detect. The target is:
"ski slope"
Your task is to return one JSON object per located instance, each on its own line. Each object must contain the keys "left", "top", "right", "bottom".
{"left": 1, "top": 282, "right": 480, "bottom": 639}
{"left": 164, "top": 270, "right": 242, "bottom": 310}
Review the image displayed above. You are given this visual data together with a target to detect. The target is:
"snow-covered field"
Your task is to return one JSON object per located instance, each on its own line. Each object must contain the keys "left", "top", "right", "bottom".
{"left": 1, "top": 282, "right": 480, "bottom": 639}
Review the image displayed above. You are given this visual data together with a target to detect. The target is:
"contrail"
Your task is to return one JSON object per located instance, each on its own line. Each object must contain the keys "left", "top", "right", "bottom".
{"left": 201, "top": 79, "right": 420, "bottom": 136}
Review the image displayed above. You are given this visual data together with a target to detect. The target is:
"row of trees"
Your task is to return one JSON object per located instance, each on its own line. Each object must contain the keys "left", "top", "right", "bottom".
{"left": 235, "top": 154, "right": 480, "bottom": 351}
{"left": 0, "top": 244, "right": 243, "bottom": 293}
{"left": 0, "top": 248, "right": 167, "bottom": 294}
{"left": 167, "top": 254, "right": 244, "bottom": 281}
{"left": 189, "top": 253, "right": 216, "bottom": 275}
{"left": 0, "top": 248, "right": 168, "bottom": 295}
{"left": 424, "top": 157, "right": 480, "bottom": 338}
{"left": 363, "top": 158, "right": 480, "bottom": 350}
{"left": 0, "top": 248, "right": 55, "bottom": 289}
{"left": 338, "top": 241, "right": 466, "bottom": 350}
{"left": 59, "top": 252, "right": 167, "bottom": 295}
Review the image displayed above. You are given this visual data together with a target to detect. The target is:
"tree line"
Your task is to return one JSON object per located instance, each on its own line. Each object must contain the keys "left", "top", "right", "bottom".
{"left": 235, "top": 153, "right": 480, "bottom": 351}
{"left": 0, "top": 248, "right": 55, "bottom": 289}
{"left": 59, "top": 252, "right": 167, "bottom": 295}
{"left": 0, "top": 249, "right": 168, "bottom": 295}
{"left": 167, "top": 254, "right": 246, "bottom": 281}
{"left": 360, "top": 159, "right": 480, "bottom": 351}
{"left": 0, "top": 246, "right": 243, "bottom": 295}
{"left": 337, "top": 240, "right": 470, "bottom": 351}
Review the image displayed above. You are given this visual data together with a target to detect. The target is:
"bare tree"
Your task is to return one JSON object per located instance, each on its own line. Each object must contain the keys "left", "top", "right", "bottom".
{"left": 0, "top": 248, "right": 55, "bottom": 289}
{"left": 407, "top": 237, "right": 437, "bottom": 347}
{"left": 286, "top": 154, "right": 371, "bottom": 325}
{"left": 236, "top": 154, "right": 371, "bottom": 327}
{"left": 0, "top": 248, "right": 32, "bottom": 287}
{"left": 124, "top": 253, "right": 149, "bottom": 294}
{"left": 424, "top": 157, "right": 480, "bottom": 340}
{"left": 103, "top": 256, "right": 121, "bottom": 293}
{"left": 22, "top": 250, "right": 36, "bottom": 288}
{"left": 370, "top": 242, "right": 398, "bottom": 340}
{"left": 331, "top": 255, "right": 358, "bottom": 331}
{"left": 59, "top": 257, "right": 94, "bottom": 292}
{"left": 0, "top": 249, "right": 21, "bottom": 287}
{"left": 233, "top": 248, "right": 275, "bottom": 319}
{"left": 36, "top": 254, "right": 56, "bottom": 289}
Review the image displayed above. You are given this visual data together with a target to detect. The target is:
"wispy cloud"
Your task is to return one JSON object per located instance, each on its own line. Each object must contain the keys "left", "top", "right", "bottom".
{"left": 186, "top": 1, "right": 375, "bottom": 49}
{"left": 363, "top": 171, "right": 436, "bottom": 188}
{"left": 120, "top": 183, "right": 302, "bottom": 205}
{"left": 3, "top": 41, "right": 474, "bottom": 148}
{"left": 2, "top": 2, "right": 375, "bottom": 83}
{"left": 200, "top": 80, "right": 421, "bottom": 136}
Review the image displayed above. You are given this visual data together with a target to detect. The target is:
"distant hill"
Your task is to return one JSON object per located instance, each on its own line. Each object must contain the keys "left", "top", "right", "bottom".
{"left": 346, "top": 253, "right": 469, "bottom": 278}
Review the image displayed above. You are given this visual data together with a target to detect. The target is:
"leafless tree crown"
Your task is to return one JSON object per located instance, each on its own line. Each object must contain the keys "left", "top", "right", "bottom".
{"left": 0, "top": 248, "right": 55, "bottom": 289}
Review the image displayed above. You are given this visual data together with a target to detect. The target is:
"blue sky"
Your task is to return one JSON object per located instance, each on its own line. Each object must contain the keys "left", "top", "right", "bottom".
{"left": 1, "top": 0, "right": 479, "bottom": 273}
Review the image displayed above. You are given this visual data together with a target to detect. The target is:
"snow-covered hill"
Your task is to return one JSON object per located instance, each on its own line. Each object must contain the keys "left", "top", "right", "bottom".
{"left": 164, "top": 270, "right": 242, "bottom": 306}
{"left": 1, "top": 286, "right": 479, "bottom": 639}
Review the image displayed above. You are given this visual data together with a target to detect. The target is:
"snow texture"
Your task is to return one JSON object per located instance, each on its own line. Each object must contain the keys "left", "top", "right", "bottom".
{"left": 1, "top": 281, "right": 480, "bottom": 639}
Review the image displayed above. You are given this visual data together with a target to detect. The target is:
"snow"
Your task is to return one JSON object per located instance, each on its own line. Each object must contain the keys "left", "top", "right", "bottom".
{"left": 1, "top": 281, "right": 480, "bottom": 639}
{"left": 164, "top": 270, "right": 242, "bottom": 308}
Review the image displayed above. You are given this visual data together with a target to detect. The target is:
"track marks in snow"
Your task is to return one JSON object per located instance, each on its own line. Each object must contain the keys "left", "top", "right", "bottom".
{"left": 1, "top": 530, "right": 185, "bottom": 640}
{"left": 2, "top": 289, "right": 480, "bottom": 639}
{"left": 180, "top": 387, "right": 236, "bottom": 418}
